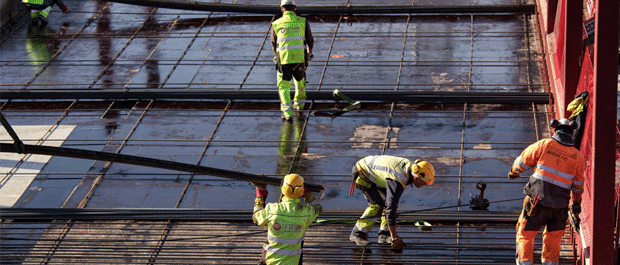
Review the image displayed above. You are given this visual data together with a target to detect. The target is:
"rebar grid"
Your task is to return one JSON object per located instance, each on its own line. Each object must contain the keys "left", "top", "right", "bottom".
{"left": 0, "top": 0, "right": 565, "bottom": 264}
{"left": 0, "top": 220, "right": 575, "bottom": 264}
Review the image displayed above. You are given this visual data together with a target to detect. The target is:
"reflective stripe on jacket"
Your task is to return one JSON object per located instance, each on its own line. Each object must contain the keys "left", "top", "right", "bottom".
{"left": 512, "top": 138, "right": 585, "bottom": 208}
{"left": 354, "top": 155, "right": 413, "bottom": 188}
{"left": 272, "top": 11, "right": 306, "bottom": 64}
{"left": 23, "top": 0, "right": 45, "bottom": 4}
{"left": 23, "top": 0, "right": 58, "bottom": 7}
{"left": 253, "top": 197, "right": 322, "bottom": 265}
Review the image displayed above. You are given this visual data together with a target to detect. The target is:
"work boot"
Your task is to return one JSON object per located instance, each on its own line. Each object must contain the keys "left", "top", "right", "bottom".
{"left": 377, "top": 230, "right": 391, "bottom": 245}
{"left": 295, "top": 111, "right": 305, "bottom": 120}
{"left": 293, "top": 102, "right": 304, "bottom": 112}
{"left": 38, "top": 16, "right": 48, "bottom": 26}
{"left": 281, "top": 112, "right": 293, "bottom": 123}
{"left": 349, "top": 231, "right": 371, "bottom": 246}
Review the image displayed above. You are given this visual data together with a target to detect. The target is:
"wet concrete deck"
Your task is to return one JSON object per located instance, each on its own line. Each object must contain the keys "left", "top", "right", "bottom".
{"left": 0, "top": 0, "right": 576, "bottom": 264}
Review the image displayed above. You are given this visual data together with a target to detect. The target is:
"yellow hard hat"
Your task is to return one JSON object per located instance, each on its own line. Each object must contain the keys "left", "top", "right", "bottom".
{"left": 412, "top": 159, "right": 435, "bottom": 186}
{"left": 281, "top": 174, "right": 305, "bottom": 198}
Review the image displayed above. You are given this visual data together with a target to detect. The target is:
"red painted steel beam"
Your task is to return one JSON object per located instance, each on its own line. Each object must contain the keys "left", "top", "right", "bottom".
{"left": 560, "top": 0, "right": 582, "bottom": 118}
{"left": 590, "top": 0, "right": 618, "bottom": 263}
{"left": 547, "top": 0, "right": 559, "bottom": 34}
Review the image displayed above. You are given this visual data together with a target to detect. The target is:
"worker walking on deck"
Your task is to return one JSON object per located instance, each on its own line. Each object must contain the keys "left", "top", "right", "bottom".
{"left": 253, "top": 174, "right": 322, "bottom": 265}
{"left": 508, "top": 118, "right": 584, "bottom": 265}
{"left": 349, "top": 155, "right": 435, "bottom": 251}
{"left": 22, "top": 0, "right": 69, "bottom": 26}
{"left": 271, "top": 0, "right": 313, "bottom": 122}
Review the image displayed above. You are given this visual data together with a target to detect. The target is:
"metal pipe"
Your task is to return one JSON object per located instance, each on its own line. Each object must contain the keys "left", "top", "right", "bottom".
{"left": 0, "top": 90, "right": 549, "bottom": 104}
{"left": 0, "top": 143, "right": 324, "bottom": 192}
{"left": 105, "top": 0, "right": 535, "bottom": 15}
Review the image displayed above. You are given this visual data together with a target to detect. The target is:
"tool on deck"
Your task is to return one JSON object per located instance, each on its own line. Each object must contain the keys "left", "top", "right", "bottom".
{"left": 314, "top": 89, "right": 361, "bottom": 117}
{"left": 469, "top": 182, "right": 490, "bottom": 210}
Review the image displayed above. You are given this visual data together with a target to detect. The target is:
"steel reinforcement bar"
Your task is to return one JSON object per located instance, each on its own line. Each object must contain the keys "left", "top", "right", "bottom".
{"left": 0, "top": 143, "right": 324, "bottom": 192}
{"left": 0, "top": 208, "right": 518, "bottom": 223}
{"left": 0, "top": 90, "right": 550, "bottom": 104}
{"left": 105, "top": 1, "right": 536, "bottom": 15}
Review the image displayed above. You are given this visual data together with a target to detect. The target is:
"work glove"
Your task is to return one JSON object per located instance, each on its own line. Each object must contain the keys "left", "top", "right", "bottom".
{"left": 252, "top": 182, "right": 268, "bottom": 199}
{"left": 304, "top": 188, "right": 316, "bottom": 204}
{"left": 60, "top": 4, "right": 69, "bottom": 13}
{"left": 254, "top": 197, "right": 266, "bottom": 209}
{"left": 272, "top": 56, "right": 278, "bottom": 64}
{"left": 391, "top": 236, "right": 405, "bottom": 251}
{"left": 508, "top": 170, "right": 520, "bottom": 180}
{"left": 307, "top": 53, "right": 313, "bottom": 62}
{"left": 571, "top": 201, "right": 581, "bottom": 215}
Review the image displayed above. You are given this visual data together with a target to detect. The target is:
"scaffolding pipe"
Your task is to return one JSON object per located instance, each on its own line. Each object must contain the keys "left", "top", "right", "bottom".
{"left": 0, "top": 90, "right": 549, "bottom": 104}
{"left": 0, "top": 143, "right": 324, "bottom": 192}
{"left": 105, "top": 0, "right": 535, "bottom": 15}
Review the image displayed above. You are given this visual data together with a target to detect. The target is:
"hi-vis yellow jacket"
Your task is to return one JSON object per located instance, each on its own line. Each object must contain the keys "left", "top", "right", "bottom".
{"left": 253, "top": 197, "right": 321, "bottom": 265}
{"left": 272, "top": 11, "right": 306, "bottom": 65}
{"left": 511, "top": 138, "right": 585, "bottom": 208}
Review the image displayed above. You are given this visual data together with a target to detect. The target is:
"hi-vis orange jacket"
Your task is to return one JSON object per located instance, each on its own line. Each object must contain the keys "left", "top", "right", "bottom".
{"left": 511, "top": 138, "right": 585, "bottom": 208}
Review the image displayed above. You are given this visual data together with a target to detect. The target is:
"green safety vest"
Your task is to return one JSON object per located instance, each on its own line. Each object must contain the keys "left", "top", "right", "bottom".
{"left": 254, "top": 197, "right": 321, "bottom": 265}
{"left": 354, "top": 155, "right": 413, "bottom": 187}
{"left": 272, "top": 11, "right": 306, "bottom": 64}
{"left": 23, "top": 0, "right": 45, "bottom": 5}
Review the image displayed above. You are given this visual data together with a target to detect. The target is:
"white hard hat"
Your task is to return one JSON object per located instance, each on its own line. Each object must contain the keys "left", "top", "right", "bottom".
{"left": 280, "top": 0, "right": 296, "bottom": 7}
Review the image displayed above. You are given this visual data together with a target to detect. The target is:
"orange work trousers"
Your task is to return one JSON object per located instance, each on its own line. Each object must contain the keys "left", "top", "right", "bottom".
{"left": 516, "top": 196, "right": 568, "bottom": 265}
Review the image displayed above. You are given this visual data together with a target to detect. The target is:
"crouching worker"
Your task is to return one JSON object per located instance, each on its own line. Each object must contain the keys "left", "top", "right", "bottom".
{"left": 349, "top": 155, "right": 435, "bottom": 251}
{"left": 253, "top": 174, "right": 322, "bottom": 265}
{"left": 22, "top": 0, "right": 69, "bottom": 26}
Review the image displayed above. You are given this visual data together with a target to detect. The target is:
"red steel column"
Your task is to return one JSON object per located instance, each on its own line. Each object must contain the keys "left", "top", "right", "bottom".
{"left": 560, "top": 0, "right": 581, "bottom": 118}
{"left": 590, "top": 0, "right": 618, "bottom": 263}
{"left": 547, "top": 0, "right": 559, "bottom": 33}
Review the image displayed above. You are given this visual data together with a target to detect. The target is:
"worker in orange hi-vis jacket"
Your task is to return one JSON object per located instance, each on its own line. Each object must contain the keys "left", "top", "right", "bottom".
{"left": 508, "top": 118, "right": 585, "bottom": 265}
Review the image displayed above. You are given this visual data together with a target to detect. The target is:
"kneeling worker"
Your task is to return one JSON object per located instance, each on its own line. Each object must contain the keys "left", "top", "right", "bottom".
{"left": 349, "top": 155, "right": 435, "bottom": 251}
{"left": 253, "top": 174, "right": 322, "bottom": 265}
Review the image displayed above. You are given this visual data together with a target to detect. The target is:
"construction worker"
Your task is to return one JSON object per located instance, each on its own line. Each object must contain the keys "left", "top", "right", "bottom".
{"left": 253, "top": 174, "right": 322, "bottom": 265}
{"left": 271, "top": 0, "right": 313, "bottom": 122}
{"left": 349, "top": 155, "right": 435, "bottom": 251}
{"left": 22, "top": 0, "right": 69, "bottom": 26}
{"left": 509, "top": 118, "right": 584, "bottom": 265}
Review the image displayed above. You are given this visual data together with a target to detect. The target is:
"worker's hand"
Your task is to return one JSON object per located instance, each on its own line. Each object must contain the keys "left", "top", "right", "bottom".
{"left": 307, "top": 53, "right": 313, "bottom": 62}
{"left": 304, "top": 188, "right": 316, "bottom": 204}
{"left": 571, "top": 201, "right": 581, "bottom": 215}
{"left": 60, "top": 4, "right": 70, "bottom": 13}
{"left": 391, "top": 236, "right": 405, "bottom": 251}
{"left": 252, "top": 182, "right": 268, "bottom": 199}
{"left": 272, "top": 56, "right": 278, "bottom": 64}
{"left": 508, "top": 171, "right": 520, "bottom": 180}
{"left": 254, "top": 197, "right": 266, "bottom": 209}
